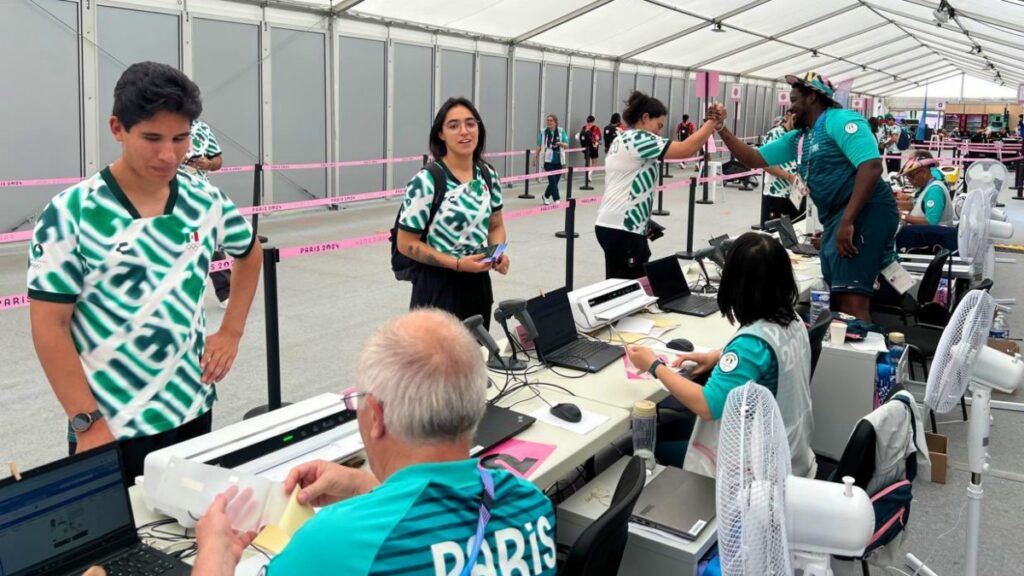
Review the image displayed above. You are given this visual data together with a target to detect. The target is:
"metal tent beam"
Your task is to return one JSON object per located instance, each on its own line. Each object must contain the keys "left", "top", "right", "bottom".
{"left": 619, "top": 0, "right": 774, "bottom": 60}
{"left": 330, "top": 0, "right": 365, "bottom": 13}
{"left": 738, "top": 23, "right": 884, "bottom": 76}
{"left": 511, "top": 0, "right": 616, "bottom": 45}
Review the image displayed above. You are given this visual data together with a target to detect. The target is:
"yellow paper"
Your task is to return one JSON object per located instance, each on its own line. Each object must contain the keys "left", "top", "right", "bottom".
{"left": 253, "top": 486, "right": 315, "bottom": 555}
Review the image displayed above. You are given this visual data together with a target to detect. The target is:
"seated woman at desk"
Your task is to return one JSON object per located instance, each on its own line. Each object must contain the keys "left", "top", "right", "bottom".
{"left": 625, "top": 232, "right": 815, "bottom": 478}
{"left": 899, "top": 151, "right": 953, "bottom": 227}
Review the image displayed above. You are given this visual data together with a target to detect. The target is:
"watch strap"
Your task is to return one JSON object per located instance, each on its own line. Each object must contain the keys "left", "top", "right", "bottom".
{"left": 648, "top": 359, "right": 665, "bottom": 377}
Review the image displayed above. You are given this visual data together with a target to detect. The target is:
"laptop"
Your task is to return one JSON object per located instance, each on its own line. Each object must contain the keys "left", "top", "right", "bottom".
{"left": 770, "top": 215, "right": 818, "bottom": 257}
{"left": 471, "top": 405, "right": 536, "bottom": 456}
{"left": 643, "top": 256, "right": 720, "bottom": 317}
{"left": 0, "top": 444, "right": 191, "bottom": 576}
{"left": 629, "top": 466, "right": 716, "bottom": 541}
{"left": 527, "top": 288, "right": 624, "bottom": 373}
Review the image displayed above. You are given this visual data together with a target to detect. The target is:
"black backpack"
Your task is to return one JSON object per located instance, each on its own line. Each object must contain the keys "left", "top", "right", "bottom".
{"left": 896, "top": 126, "right": 911, "bottom": 150}
{"left": 579, "top": 127, "right": 594, "bottom": 148}
{"left": 603, "top": 124, "right": 618, "bottom": 151}
{"left": 389, "top": 161, "right": 494, "bottom": 281}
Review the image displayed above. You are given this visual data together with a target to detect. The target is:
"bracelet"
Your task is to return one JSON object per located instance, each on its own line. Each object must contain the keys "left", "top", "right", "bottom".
{"left": 648, "top": 359, "right": 665, "bottom": 378}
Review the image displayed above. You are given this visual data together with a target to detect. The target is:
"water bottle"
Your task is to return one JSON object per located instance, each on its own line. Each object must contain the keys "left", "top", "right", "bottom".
{"left": 632, "top": 400, "right": 658, "bottom": 473}
{"left": 876, "top": 363, "right": 896, "bottom": 408}
{"left": 809, "top": 289, "right": 831, "bottom": 324}
{"left": 887, "top": 332, "right": 906, "bottom": 370}
{"left": 990, "top": 311, "right": 1008, "bottom": 339}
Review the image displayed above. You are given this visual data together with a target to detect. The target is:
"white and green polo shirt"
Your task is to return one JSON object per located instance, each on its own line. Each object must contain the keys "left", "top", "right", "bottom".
{"left": 762, "top": 125, "right": 799, "bottom": 199}
{"left": 596, "top": 128, "right": 670, "bottom": 235}
{"left": 268, "top": 459, "right": 557, "bottom": 575}
{"left": 27, "top": 167, "right": 255, "bottom": 440}
{"left": 397, "top": 162, "right": 503, "bottom": 258}
{"left": 182, "top": 120, "right": 222, "bottom": 181}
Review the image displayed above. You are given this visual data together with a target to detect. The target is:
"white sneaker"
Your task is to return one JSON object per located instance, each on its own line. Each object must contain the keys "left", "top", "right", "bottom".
{"left": 543, "top": 197, "right": 552, "bottom": 205}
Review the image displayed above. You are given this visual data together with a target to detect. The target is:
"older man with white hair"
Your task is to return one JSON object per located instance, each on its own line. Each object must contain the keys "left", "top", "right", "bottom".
{"left": 193, "top": 309, "right": 557, "bottom": 575}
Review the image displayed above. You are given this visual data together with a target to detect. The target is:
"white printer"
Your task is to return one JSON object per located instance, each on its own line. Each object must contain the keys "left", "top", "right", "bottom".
{"left": 568, "top": 278, "right": 658, "bottom": 331}
{"left": 142, "top": 393, "right": 363, "bottom": 525}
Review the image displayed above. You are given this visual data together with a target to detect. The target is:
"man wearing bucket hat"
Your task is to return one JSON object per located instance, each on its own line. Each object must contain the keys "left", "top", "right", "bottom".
{"left": 710, "top": 71, "right": 898, "bottom": 322}
{"left": 900, "top": 151, "right": 953, "bottom": 227}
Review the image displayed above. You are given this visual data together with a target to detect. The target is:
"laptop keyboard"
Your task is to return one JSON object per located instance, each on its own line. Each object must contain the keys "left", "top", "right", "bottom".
{"left": 549, "top": 339, "right": 617, "bottom": 364}
{"left": 103, "top": 546, "right": 177, "bottom": 576}
{"left": 666, "top": 296, "right": 718, "bottom": 315}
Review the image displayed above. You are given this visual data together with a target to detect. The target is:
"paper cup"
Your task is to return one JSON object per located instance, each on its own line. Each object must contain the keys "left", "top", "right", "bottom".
{"left": 829, "top": 321, "right": 848, "bottom": 344}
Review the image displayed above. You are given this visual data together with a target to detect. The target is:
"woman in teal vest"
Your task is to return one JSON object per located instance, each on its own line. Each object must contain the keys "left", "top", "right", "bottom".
{"left": 712, "top": 71, "right": 899, "bottom": 322}
{"left": 900, "top": 152, "right": 953, "bottom": 226}
{"left": 625, "top": 232, "right": 815, "bottom": 479}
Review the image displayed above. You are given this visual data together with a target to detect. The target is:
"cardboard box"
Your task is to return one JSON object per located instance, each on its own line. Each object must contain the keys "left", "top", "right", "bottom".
{"left": 988, "top": 338, "right": 1020, "bottom": 357}
{"left": 926, "top": 432, "right": 948, "bottom": 484}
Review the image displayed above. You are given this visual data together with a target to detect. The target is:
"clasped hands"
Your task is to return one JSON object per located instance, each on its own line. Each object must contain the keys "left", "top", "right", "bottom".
{"left": 706, "top": 102, "right": 727, "bottom": 131}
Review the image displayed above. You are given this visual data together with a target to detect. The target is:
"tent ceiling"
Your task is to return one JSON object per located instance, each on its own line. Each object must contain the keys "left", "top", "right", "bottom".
{"left": 329, "top": 0, "right": 1024, "bottom": 95}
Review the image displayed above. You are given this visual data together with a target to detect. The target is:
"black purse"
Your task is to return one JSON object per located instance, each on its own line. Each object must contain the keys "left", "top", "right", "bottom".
{"left": 645, "top": 219, "right": 665, "bottom": 241}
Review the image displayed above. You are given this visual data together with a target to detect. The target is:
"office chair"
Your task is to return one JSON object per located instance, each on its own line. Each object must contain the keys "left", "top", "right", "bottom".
{"left": 560, "top": 456, "right": 647, "bottom": 576}
{"left": 808, "top": 308, "right": 833, "bottom": 380}
{"left": 872, "top": 249, "right": 951, "bottom": 327}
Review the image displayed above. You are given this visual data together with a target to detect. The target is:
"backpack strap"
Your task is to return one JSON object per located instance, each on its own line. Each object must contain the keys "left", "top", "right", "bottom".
{"left": 890, "top": 394, "right": 920, "bottom": 482}
{"left": 476, "top": 161, "right": 495, "bottom": 193}
{"left": 421, "top": 162, "right": 449, "bottom": 240}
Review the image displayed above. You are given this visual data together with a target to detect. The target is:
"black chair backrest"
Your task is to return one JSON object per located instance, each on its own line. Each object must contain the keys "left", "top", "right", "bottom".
{"left": 561, "top": 456, "right": 647, "bottom": 576}
{"left": 917, "top": 249, "right": 951, "bottom": 305}
{"left": 808, "top": 308, "right": 833, "bottom": 379}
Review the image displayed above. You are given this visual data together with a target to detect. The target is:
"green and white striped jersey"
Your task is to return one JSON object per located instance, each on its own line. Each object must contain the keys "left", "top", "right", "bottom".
{"left": 397, "top": 161, "right": 503, "bottom": 258}
{"left": 762, "top": 125, "right": 799, "bottom": 198}
{"left": 596, "top": 128, "right": 670, "bottom": 235}
{"left": 27, "top": 167, "right": 255, "bottom": 440}
{"left": 182, "top": 120, "right": 222, "bottom": 181}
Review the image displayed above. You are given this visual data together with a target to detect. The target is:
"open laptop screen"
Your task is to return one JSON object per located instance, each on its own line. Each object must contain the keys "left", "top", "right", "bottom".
{"left": 527, "top": 288, "right": 578, "bottom": 357}
{"left": 644, "top": 256, "right": 691, "bottom": 301}
{"left": 0, "top": 445, "right": 134, "bottom": 575}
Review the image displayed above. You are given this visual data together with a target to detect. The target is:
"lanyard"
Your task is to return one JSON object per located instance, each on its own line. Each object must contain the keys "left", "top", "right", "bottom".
{"left": 460, "top": 465, "right": 496, "bottom": 576}
{"left": 800, "top": 111, "right": 828, "bottom": 182}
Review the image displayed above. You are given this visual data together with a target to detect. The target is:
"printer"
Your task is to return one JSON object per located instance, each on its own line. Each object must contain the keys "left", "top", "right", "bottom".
{"left": 568, "top": 279, "right": 658, "bottom": 331}
{"left": 142, "top": 393, "right": 363, "bottom": 526}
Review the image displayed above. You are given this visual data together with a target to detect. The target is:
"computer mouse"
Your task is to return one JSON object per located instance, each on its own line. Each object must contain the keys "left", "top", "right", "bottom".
{"left": 550, "top": 402, "right": 583, "bottom": 423}
{"left": 667, "top": 338, "right": 695, "bottom": 352}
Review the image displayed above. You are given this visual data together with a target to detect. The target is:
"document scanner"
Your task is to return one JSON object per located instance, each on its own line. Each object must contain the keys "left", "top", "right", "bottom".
{"left": 142, "top": 393, "right": 363, "bottom": 526}
{"left": 568, "top": 279, "right": 659, "bottom": 331}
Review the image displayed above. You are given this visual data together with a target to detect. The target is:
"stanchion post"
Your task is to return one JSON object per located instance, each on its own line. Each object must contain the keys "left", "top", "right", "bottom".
{"left": 518, "top": 149, "right": 536, "bottom": 199}
{"left": 652, "top": 161, "right": 670, "bottom": 216}
{"left": 565, "top": 195, "right": 577, "bottom": 291}
{"left": 581, "top": 156, "right": 594, "bottom": 191}
{"left": 422, "top": 154, "right": 429, "bottom": 167}
{"left": 555, "top": 167, "right": 579, "bottom": 239}
{"left": 676, "top": 177, "right": 699, "bottom": 260}
{"left": 244, "top": 245, "right": 286, "bottom": 419}
{"left": 1014, "top": 155, "right": 1024, "bottom": 201}
{"left": 752, "top": 172, "right": 767, "bottom": 230}
{"left": 663, "top": 157, "right": 673, "bottom": 179}
{"left": 251, "top": 163, "right": 264, "bottom": 230}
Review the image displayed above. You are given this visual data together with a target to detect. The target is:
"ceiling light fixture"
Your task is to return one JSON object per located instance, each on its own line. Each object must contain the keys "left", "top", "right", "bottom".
{"left": 933, "top": 1, "right": 952, "bottom": 25}
{"left": 811, "top": 49, "right": 819, "bottom": 58}
{"left": 711, "top": 22, "right": 726, "bottom": 33}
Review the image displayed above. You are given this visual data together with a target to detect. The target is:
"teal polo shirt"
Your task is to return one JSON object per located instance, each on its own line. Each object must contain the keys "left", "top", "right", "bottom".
{"left": 915, "top": 168, "right": 948, "bottom": 226}
{"left": 703, "top": 335, "right": 777, "bottom": 420}
{"left": 268, "top": 459, "right": 557, "bottom": 575}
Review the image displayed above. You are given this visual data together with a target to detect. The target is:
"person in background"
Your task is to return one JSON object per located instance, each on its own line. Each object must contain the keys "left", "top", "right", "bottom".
{"left": 761, "top": 111, "right": 803, "bottom": 221}
{"left": 900, "top": 151, "right": 953, "bottom": 227}
{"left": 881, "top": 113, "right": 901, "bottom": 174}
{"left": 595, "top": 91, "right": 717, "bottom": 279}
{"left": 579, "top": 114, "right": 602, "bottom": 171}
{"left": 603, "top": 112, "right": 623, "bottom": 153}
{"left": 534, "top": 114, "right": 569, "bottom": 205}
{"left": 395, "top": 97, "right": 508, "bottom": 328}
{"left": 194, "top": 309, "right": 558, "bottom": 575}
{"left": 712, "top": 71, "right": 899, "bottom": 322}
{"left": 625, "top": 232, "right": 815, "bottom": 478}
{"left": 868, "top": 116, "right": 880, "bottom": 144}
{"left": 1017, "top": 114, "right": 1023, "bottom": 139}
{"left": 28, "top": 62, "right": 262, "bottom": 481}
{"left": 676, "top": 114, "right": 695, "bottom": 142}
{"left": 181, "top": 119, "right": 232, "bottom": 308}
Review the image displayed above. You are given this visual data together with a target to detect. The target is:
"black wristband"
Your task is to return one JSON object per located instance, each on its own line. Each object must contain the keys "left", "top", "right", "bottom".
{"left": 648, "top": 359, "right": 665, "bottom": 378}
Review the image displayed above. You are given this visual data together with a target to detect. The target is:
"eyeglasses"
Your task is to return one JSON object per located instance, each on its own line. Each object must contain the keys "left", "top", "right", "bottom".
{"left": 341, "top": 387, "right": 367, "bottom": 411}
{"left": 445, "top": 119, "right": 480, "bottom": 131}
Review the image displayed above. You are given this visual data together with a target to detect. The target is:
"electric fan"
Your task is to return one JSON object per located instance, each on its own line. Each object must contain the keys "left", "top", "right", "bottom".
{"left": 717, "top": 382, "right": 874, "bottom": 576}
{"left": 957, "top": 188, "right": 1013, "bottom": 281}
{"left": 957, "top": 159, "right": 1009, "bottom": 222}
{"left": 906, "top": 290, "right": 1024, "bottom": 576}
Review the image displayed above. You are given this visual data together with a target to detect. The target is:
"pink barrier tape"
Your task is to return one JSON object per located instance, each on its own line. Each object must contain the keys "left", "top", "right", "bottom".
{"left": 0, "top": 293, "right": 30, "bottom": 312}
{"left": 217, "top": 165, "right": 257, "bottom": 174}
{"left": 238, "top": 187, "right": 405, "bottom": 216}
{"left": 278, "top": 233, "right": 392, "bottom": 261}
{"left": 656, "top": 178, "right": 695, "bottom": 193}
{"left": 503, "top": 201, "right": 570, "bottom": 222}
{"left": 696, "top": 168, "right": 762, "bottom": 185}
{"left": 263, "top": 154, "right": 424, "bottom": 172}
{"left": 499, "top": 168, "right": 570, "bottom": 184}
{"left": 664, "top": 155, "right": 704, "bottom": 165}
{"left": 0, "top": 176, "right": 85, "bottom": 189}
{"left": 1, "top": 231, "right": 33, "bottom": 243}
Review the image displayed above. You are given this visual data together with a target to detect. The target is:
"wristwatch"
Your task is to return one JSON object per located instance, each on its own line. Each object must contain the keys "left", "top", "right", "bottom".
{"left": 70, "top": 410, "right": 104, "bottom": 434}
{"left": 648, "top": 359, "right": 665, "bottom": 378}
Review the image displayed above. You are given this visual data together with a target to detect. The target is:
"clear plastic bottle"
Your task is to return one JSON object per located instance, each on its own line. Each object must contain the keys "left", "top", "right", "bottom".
{"left": 632, "top": 400, "right": 658, "bottom": 473}
{"left": 990, "top": 311, "right": 1008, "bottom": 339}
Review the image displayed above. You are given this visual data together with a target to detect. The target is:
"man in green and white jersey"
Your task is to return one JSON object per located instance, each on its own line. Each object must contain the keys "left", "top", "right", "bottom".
{"left": 195, "top": 310, "right": 557, "bottom": 576}
{"left": 28, "top": 62, "right": 263, "bottom": 480}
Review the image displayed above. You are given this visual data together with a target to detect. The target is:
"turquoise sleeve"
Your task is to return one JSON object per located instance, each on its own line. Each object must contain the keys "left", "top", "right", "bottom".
{"left": 922, "top": 185, "right": 947, "bottom": 225}
{"left": 702, "top": 335, "right": 774, "bottom": 420}
{"left": 758, "top": 129, "right": 799, "bottom": 167}
{"left": 561, "top": 128, "right": 569, "bottom": 144}
{"left": 826, "top": 110, "right": 881, "bottom": 167}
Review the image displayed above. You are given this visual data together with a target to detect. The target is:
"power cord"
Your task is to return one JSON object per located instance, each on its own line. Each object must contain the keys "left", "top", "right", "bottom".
{"left": 888, "top": 498, "right": 969, "bottom": 576}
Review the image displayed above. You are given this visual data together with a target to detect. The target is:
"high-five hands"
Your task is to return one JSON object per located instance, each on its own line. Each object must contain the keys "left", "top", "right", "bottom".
{"left": 706, "top": 103, "right": 727, "bottom": 130}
